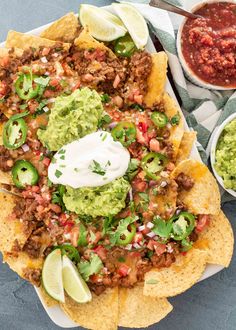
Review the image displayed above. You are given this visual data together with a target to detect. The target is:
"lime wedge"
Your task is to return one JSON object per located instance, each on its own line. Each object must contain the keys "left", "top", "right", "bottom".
{"left": 112, "top": 3, "right": 149, "bottom": 49}
{"left": 42, "top": 249, "right": 65, "bottom": 303}
{"left": 79, "top": 4, "right": 127, "bottom": 42}
{"left": 62, "top": 255, "right": 92, "bottom": 303}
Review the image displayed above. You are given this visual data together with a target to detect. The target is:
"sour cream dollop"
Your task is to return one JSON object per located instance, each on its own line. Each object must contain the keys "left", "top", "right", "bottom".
{"left": 48, "top": 131, "right": 130, "bottom": 188}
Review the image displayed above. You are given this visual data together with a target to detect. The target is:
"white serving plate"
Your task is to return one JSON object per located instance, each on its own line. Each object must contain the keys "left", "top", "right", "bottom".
{"left": 0, "top": 6, "right": 224, "bottom": 328}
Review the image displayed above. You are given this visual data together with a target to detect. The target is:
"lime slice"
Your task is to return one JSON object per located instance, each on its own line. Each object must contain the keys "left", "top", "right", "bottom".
{"left": 112, "top": 3, "right": 149, "bottom": 49}
{"left": 79, "top": 4, "right": 127, "bottom": 42}
{"left": 42, "top": 249, "right": 65, "bottom": 303}
{"left": 62, "top": 255, "right": 92, "bottom": 303}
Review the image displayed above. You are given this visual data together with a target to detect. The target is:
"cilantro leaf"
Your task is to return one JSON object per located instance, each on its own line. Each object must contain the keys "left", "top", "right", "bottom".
{"left": 102, "top": 216, "right": 113, "bottom": 236}
{"left": 124, "top": 158, "right": 140, "bottom": 181}
{"left": 170, "top": 113, "right": 180, "bottom": 126}
{"left": 78, "top": 254, "right": 103, "bottom": 281}
{"left": 55, "top": 169, "right": 62, "bottom": 178}
{"left": 109, "top": 216, "right": 138, "bottom": 246}
{"left": 51, "top": 185, "right": 66, "bottom": 211}
{"left": 100, "top": 94, "right": 111, "bottom": 103}
{"left": 152, "top": 217, "right": 173, "bottom": 238}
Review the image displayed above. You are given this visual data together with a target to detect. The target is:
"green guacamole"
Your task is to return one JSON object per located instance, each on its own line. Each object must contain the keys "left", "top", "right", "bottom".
{"left": 38, "top": 87, "right": 103, "bottom": 151}
{"left": 215, "top": 118, "right": 236, "bottom": 190}
{"left": 63, "top": 177, "right": 131, "bottom": 218}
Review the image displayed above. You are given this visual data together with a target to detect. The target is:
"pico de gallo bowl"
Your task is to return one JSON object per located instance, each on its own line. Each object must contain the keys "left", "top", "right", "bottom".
{"left": 177, "top": 0, "right": 236, "bottom": 90}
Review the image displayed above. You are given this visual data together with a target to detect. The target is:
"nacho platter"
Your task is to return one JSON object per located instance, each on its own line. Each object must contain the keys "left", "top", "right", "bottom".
{"left": 0, "top": 5, "right": 233, "bottom": 329}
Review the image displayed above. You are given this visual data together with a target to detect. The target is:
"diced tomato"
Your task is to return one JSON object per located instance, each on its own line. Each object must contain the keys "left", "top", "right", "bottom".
{"left": 72, "top": 81, "right": 81, "bottom": 91}
{"left": 113, "top": 74, "right": 121, "bottom": 88}
{"left": 117, "top": 264, "right": 131, "bottom": 277}
{"left": 34, "top": 150, "right": 41, "bottom": 157}
{"left": 133, "top": 232, "right": 143, "bottom": 243}
{"left": 136, "top": 128, "right": 149, "bottom": 146}
{"left": 138, "top": 122, "right": 148, "bottom": 134}
{"left": 181, "top": 252, "right": 187, "bottom": 256}
{"left": 129, "top": 251, "right": 141, "bottom": 258}
{"left": 132, "top": 178, "right": 148, "bottom": 192}
{"left": 90, "top": 274, "right": 103, "bottom": 283}
{"left": 0, "top": 81, "right": 8, "bottom": 98}
{"left": 149, "top": 139, "right": 160, "bottom": 152}
{"left": 42, "top": 157, "right": 51, "bottom": 167}
{"left": 93, "top": 245, "right": 107, "bottom": 261}
{"left": 196, "top": 215, "right": 210, "bottom": 232}
{"left": 31, "top": 186, "right": 40, "bottom": 193}
{"left": 43, "top": 89, "right": 56, "bottom": 98}
{"left": 49, "top": 78, "right": 60, "bottom": 87}
{"left": 64, "top": 222, "right": 74, "bottom": 233}
{"left": 133, "top": 94, "right": 143, "bottom": 104}
{"left": 42, "top": 47, "right": 51, "bottom": 56}
{"left": 70, "top": 226, "right": 80, "bottom": 247}
{"left": 61, "top": 62, "right": 74, "bottom": 76}
{"left": 0, "top": 56, "right": 9, "bottom": 68}
{"left": 147, "top": 240, "right": 166, "bottom": 256}
{"left": 142, "top": 226, "right": 151, "bottom": 235}
{"left": 59, "top": 213, "right": 68, "bottom": 225}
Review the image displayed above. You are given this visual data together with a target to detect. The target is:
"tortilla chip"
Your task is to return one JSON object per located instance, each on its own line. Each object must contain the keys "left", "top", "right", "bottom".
{"left": 162, "top": 93, "right": 184, "bottom": 159}
{"left": 40, "top": 12, "right": 80, "bottom": 43}
{"left": 6, "top": 30, "right": 70, "bottom": 51}
{"left": 118, "top": 285, "right": 173, "bottom": 328}
{"left": 176, "top": 131, "right": 197, "bottom": 165}
{"left": 74, "top": 28, "right": 116, "bottom": 59}
{"left": 38, "top": 286, "right": 58, "bottom": 307}
{"left": 194, "top": 211, "right": 234, "bottom": 267}
{"left": 144, "top": 52, "right": 168, "bottom": 106}
{"left": 0, "top": 193, "right": 30, "bottom": 252}
{"left": 3, "top": 251, "right": 43, "bottom": 280}
{"left": 144, "top": 248, "right": 208, "bottom": 298}
{"left": 171, "top": 159, "right": 221, "bottom": 215}
{"left": 60, "top": 288, "right": 118, "bottom": 330}
{"left": 0, "top": 47, "right": 23, "bottom": 58}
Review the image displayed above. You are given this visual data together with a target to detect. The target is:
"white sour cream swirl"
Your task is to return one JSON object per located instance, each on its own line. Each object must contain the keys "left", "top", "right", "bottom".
{"left": 48, "top": 131, "right": 130, "bottom": 188}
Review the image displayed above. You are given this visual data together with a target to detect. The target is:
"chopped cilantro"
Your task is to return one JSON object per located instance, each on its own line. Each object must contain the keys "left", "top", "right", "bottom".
{"left": 124, "top": 158, "right": 140, "bottom": 181}
{"left": 170, "top": 113, "right": 180, "bottom": 126}
{"left": 131, "top": 103, "right": 144, "bottom": 111}
{"left": 89, "top": 160, "right": 106, "bottom": 176}
{"left": 58, "top": 149, "right": 66, "bottom": 155}
{"left": 117, "top": 256, "right": 126, "bottom": 263}
{"left": 78, "top": 254, "right": 103, "bottom": 281}
{"left": 102, "top": 216, "right": 113, "bottom": 236}
{"left": 60, "top": 155, "right": 65, "bottom": 160}
{"left": 19, "top": 104, "right": 28, "bottom": 110}
{"left": 55, "top": 169, "right": 62, "bottom": 178}
{"left": 98, "top": 114, "right": 112, "bottom": 128}
{"left": 51, "top": 185, "right": 66, "bottom": 211}
{"left": 101, "top": 94, "right": 111, "bottom": 103}
{"left": 51, "top": 157, "right": 57, "bottom": 164}
{"left": 74, "top": 168, "right": 79, "bottom": 172}
{"left": 101, "top": 133, "right": 108, "bottom": 141}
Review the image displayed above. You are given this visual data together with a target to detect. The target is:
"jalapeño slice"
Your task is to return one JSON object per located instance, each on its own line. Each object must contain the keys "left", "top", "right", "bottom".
{"left": 12, "top": 160, "right": 39, "bottom": 189}
{"left": 3, "top": 112, "right": 28, "bottom": 149}
{"left": 114, "top": 35, "right": 137, "bottom": 57}
{"left": 141, "top": 152, "right": 167, "bottom": 180}
{"left": 151, "top": 111, "right": 168, "bottom": 128}
{"left": 15, "top": 73, "right": 40, "bottom": 100}
{"left": 116, "top": 223, "right": 136, "bottom": 246}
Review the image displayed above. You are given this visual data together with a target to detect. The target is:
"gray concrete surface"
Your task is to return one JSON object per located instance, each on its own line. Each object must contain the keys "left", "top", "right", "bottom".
{"left": 0, "top": 1, "right": 236, "bottom": 329}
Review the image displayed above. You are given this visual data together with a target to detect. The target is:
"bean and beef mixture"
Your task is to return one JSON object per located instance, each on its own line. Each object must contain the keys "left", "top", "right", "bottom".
{"left": 0, "top": 29, "right": 210, "bottom": 294}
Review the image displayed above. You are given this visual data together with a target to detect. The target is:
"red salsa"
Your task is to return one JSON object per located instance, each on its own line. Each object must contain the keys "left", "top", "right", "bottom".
{"left": 181, "top": 2, "right": 236, "bottom": 87}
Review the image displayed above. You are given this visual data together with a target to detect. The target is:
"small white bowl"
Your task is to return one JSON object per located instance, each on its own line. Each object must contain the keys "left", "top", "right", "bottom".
{"left": 210, "top": 112, "right": 236, "bottom": 198}
{"left": 177, "top": 0, "right": 236, "bottom": 91}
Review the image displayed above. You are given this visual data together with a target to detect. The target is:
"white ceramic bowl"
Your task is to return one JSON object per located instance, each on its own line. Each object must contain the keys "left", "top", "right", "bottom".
{"left": 210, "top": 112, "right": 236, "bottom": 198}
{"left": 177, "top": 0, "right": 236, "bottom": 91}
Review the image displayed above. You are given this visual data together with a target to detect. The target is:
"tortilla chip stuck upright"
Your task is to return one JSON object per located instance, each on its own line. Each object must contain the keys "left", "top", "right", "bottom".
{"left": 176, "top": 131, "right": 197, "bottom": 164}
{"left": 144, "top": 52, "right": 168, "bottom": 106}
{"left": 171, "top": 159, "right": 221, "bottom": 215}
{"left": 40, "top": 12, "right": 80, "bottom": 43}
{"left": 118, "top": 285, "right": 173, "bottom": 328}
{"left": 195, "top": 211, "right": 234, "bottom": 267}
{"left": 60, "top": 288, "right": 119, "bottom": 330}
{"left": 144, "top": 248, "right": 208, "bottom": 298}
{"left": 6, "top": 30, "right": 71, "bottom": 51}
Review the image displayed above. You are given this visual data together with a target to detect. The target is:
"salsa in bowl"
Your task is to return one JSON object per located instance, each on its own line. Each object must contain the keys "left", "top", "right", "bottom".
{"left": 177, "top": 1, "right": 236, "bottom": 90}
{"left": 211, "top": 112, "right": 236, "bottom": 197}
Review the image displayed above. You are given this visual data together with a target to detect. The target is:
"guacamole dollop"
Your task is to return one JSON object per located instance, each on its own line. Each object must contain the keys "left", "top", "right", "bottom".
{"left": 63, "top": 177, "right": 130, "bottom": 218}
{"left": 215, "top": 118, "right": 236, "bottom": 190}
{"left": 38, "top": 87, "right": 103, "bottom": 151}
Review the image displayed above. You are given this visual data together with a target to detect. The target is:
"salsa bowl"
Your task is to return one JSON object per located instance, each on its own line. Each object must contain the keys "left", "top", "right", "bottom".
{"left": 177, "top": 0, "right": 236, "bottom": 90}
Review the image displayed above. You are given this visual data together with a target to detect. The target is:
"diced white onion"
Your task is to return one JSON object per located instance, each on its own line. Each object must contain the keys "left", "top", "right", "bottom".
{"left": 43, "top": 106, "right": 49, "bottom": 112}
{"left": 167, "top": 123, "right": 172, "bottom": 129}
{"left": 160, "top": 181, "right": 167, "bottom": 188}
{"left": 133, "top": 243, "right": 140, "bottom": 249}
{"left": 47, "top": 98, "right": 55, "bottom": 103}
{"left": 138, "top": 225, "right": 145, "bottom": 232}
{"left": 125, "top": 244, "right": 133, "bottom": 250}
{"left": 40, "top": 56, "right": 48, "bottom": 63}
{"left": 21, "top": 144, "right": 30, "bottom": 152}
{"left": 146, "top": 231, "right": 156, "bottom": 238}
{"left": 63, "top": 233, "right": 71, "bottom": 240}
{"left": 147, "top": 222, "right": 154, "bottom": 229}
